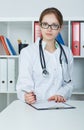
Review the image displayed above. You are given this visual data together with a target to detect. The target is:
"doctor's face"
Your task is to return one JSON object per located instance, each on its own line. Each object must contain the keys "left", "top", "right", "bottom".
{"left": 40, "top": 13, "right": 61, "bottom": 42}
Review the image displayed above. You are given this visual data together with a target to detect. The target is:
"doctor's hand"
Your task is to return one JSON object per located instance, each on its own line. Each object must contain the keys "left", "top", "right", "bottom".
{"left": 48, "top": 95, "right": 66, "bottom": 103}
{"left": 24, "top": 92, "right": 36, "bottom": 104}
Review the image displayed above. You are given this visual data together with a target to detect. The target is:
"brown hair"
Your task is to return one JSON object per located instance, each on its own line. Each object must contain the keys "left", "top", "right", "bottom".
{"left": 39, "top": 7, "right": 63, "bottom": 27}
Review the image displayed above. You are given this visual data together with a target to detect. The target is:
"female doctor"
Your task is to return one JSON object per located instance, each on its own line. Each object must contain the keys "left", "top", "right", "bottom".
{"left": 16, "top": 7, "right": 73, "bottom": 104}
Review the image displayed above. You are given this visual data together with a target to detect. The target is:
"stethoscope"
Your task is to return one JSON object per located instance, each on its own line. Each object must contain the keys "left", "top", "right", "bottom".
{"left": 39, "top": 38, "right": 71, "bottom": 83}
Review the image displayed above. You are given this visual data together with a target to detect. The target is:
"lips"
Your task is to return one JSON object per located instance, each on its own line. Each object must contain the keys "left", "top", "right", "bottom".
{"left": 46, "top": 33, "right": 52, "bottom": 36}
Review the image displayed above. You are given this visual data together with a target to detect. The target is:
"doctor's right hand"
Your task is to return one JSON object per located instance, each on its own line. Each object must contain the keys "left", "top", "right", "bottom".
{"left": 24, "top": 92, "right": 36, "bottom": 104}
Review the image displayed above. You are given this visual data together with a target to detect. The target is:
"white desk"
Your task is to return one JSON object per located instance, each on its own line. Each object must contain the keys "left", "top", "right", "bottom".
{"left": 0, "top": 100, "right": 84, "bottom": 130}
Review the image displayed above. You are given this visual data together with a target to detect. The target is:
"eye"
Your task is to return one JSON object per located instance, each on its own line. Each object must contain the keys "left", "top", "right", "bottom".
{"left": 40, "top": 22, "right": 49, "bottom": 29}
{"left": 42, "top": 22, "right": 48, "bottom": 26}
{"left": 52, "top": 24, "right": 60, "bottom": 29}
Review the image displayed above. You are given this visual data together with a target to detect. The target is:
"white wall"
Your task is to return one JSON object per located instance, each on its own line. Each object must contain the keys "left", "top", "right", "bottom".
{"left": 0, "top": 0, "right": 84, "bottom": 18}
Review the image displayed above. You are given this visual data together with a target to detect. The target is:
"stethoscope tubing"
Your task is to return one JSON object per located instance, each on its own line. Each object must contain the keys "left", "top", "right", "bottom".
{"left": 39, "top": 38, "right": 71, "bottom": 83}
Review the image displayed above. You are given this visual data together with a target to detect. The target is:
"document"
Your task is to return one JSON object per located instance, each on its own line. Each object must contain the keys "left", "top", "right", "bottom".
{"left": 30, "top": 100, "right": 75, "bottom": 110}
{"left": 34, "top": 22, "right": 41, "bottom": 42}
{"left": 0, "top": 59, "right": 7, "bottom": 92}
{"left": 80, "top": 22, "right": 84, "bottom": 56}
{"left": 8, "top": 59, "right": 15, "bottom": 91}
{"left": 72, "top": 22, "right": 80, "bottom": 56}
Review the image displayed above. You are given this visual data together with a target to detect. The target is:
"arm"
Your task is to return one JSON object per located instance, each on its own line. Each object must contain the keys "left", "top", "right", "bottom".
{"left": 48, "top": 48, "right": 74, "bottom": 102}
{"left": 16, "top": 47, "right": 35, "bottom": 103}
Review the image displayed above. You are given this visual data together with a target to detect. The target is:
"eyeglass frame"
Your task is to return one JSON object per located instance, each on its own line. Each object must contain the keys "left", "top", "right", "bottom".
{"left": 40, "top": 22, "right": 60, "bottom": 30}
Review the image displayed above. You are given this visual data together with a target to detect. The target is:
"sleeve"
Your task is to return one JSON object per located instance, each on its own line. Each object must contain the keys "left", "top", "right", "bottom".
{"left": 56, "top": 48, "right": 74, "bottom": 100}
{"left": 16, "top": 48, "right": 34, "bottom": 102}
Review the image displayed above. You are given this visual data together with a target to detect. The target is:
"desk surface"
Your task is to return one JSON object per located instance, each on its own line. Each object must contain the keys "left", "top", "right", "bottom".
{"left": 0, "top": 100, "right": 84, "bottom": 130}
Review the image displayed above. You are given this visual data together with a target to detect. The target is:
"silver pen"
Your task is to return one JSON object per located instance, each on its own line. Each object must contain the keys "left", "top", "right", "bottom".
{"left": 22, "top": 90, "right": 36, "bottom": 99}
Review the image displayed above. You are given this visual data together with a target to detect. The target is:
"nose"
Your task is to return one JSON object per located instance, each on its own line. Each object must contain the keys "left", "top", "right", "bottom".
{"left": 48, "top": 25, "right": 52, "bottom": 31}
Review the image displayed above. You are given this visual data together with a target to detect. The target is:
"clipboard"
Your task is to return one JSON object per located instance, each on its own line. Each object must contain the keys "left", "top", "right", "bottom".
{"left": 28, "top": 100, "right": 76, "bottom": 110}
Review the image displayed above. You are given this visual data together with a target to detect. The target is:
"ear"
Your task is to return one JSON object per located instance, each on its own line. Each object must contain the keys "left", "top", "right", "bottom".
{"left": 59, "top": 24, "right": 63, "bottom": 32}
{"left": 60, "top": 24, "right": 64, "bottom": 31}
{"left": 57, "top": 24, "right": 63, "bottom": 34}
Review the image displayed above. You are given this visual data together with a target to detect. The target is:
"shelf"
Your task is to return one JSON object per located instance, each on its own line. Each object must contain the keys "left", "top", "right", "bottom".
{"left": 0, "top": 55, "right": 19, "bottom": 58}
{"left": 72, "top": 88, "right": 84, "bottom": 95}
{"left": 0, "top": 91, "right": 17, "bottom": 93}
{"left": 73, "top": 56, "right": 84, "bottom": 59}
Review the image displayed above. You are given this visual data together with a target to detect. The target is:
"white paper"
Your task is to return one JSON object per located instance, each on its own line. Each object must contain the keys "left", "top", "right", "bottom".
{"left": 31, "top": 100, "right": 75, "bottom": 110}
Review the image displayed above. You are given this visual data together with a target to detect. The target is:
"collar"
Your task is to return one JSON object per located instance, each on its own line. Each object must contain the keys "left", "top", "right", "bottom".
{"left": 41, "top": 40, "right": 47, "bottom": 50}
{"left": 55, "top": 41, "right": 59, "bottom": 49}
{"left": 35, "top": 37, "right": 46, "bottom": 49}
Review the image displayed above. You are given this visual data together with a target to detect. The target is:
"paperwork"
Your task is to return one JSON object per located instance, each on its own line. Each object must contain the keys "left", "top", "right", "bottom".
{"left": 30, "top": 100, "right": 76, "bottom": 110}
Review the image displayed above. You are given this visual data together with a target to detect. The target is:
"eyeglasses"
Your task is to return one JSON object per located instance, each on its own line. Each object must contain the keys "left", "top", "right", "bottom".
{"left": 40, "top": 22, "right": 60, "bottom": 30}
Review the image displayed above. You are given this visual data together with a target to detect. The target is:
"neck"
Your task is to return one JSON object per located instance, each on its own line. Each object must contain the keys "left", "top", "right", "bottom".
{"left": 44, "top": 39, "right": 56, "bottom": 53}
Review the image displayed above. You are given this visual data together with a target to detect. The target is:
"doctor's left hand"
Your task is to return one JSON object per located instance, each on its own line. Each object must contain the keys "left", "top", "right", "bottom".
{"left": 48, "top": 95, "right": 66, "bottom": 103}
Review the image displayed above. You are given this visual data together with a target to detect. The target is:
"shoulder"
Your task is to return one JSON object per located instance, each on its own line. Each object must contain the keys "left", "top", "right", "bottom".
{"left": 61, "top": 44, "right": 73, "bottom": 56}
{"left": 20, "top": 38, "right": 39, "bottom": 59}
{"left": 21, "top": 38, "right": 40, "bottom": 53}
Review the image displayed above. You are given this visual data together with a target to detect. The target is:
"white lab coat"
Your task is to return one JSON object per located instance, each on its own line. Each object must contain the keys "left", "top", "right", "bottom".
{"left": 16, "top": 38, "right": 74, "bottom": 102}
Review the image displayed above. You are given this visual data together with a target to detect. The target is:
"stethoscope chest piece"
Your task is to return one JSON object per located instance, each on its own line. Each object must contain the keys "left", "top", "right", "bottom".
{"left": 42, "top": 69, "right": 49, "bottom": 77}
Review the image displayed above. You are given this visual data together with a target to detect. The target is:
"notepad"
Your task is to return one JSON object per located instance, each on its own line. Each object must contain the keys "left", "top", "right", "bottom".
{"left": 29, "top": 100, "right": 76, "bottom": 110}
